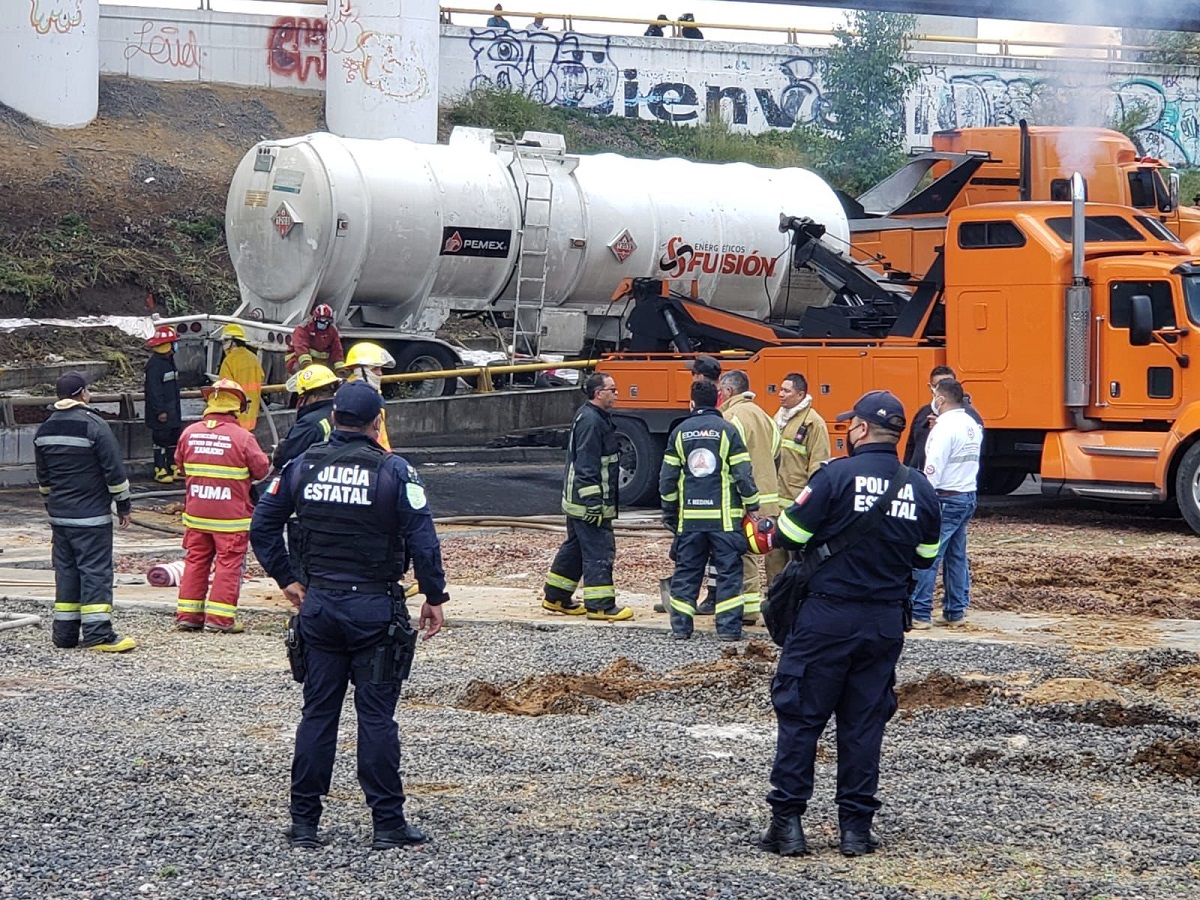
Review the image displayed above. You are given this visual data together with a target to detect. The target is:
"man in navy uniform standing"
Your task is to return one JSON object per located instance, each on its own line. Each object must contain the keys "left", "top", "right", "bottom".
{"left": 760, "top": 390, "right": 940, "bottom": 857}
{"left": 251, "top": 381, "right": 449, "bottom": 851}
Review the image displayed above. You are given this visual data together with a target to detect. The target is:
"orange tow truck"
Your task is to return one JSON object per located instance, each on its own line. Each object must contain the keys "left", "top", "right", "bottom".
{"left": 600, "top": 178, "right": 1200, "bottom": 534}
{"left": 848, "top": 123, "right": 1200, "bottom": 286}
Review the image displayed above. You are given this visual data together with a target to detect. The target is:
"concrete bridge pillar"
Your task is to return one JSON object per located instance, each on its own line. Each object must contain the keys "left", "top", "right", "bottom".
{"left": 0, "top": 0, "right": 99, "bottom": 128}
{"left": 325, "top": 0, "right": 440, "bottom": 142}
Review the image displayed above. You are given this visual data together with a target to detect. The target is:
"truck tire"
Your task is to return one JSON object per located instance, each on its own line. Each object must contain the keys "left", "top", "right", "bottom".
{"left": 614, "top": 417, "right": 665, "bottom": 508}
{"left": 389, "top": 343, "right": 459, "bottom": 399}
{"left": 977, "top": 467, "right": 1028, "bottom": 496}
{"left": 1174, "top": 443, "right": 1200, "bottom": 535}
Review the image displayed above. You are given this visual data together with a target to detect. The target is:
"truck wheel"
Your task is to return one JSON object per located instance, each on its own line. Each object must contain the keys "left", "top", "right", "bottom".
{"left": 1174, "top": 443, "right": 1200, "bottom": 534}
{"left": 977, "top": 467, "right": 1027, "bottom": 496}
{"left": 388, "top": 343, "right": 459, "bottom": 399}
{"left": 614, "top": 417, "right": 665, "bottom": 508}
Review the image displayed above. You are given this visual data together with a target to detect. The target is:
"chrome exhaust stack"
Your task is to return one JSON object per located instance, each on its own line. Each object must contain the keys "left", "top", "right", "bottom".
{"left": 1065, "top": 172, "right": 1095, "bottom": 427}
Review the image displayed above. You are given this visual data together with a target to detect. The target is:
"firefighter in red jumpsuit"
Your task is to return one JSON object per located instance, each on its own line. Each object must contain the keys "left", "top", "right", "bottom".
{"left": 286, "top": 303, "right": 346, "bottom": 375}
{"left": 175, "top": 379, "right": 272, "bottom": 633}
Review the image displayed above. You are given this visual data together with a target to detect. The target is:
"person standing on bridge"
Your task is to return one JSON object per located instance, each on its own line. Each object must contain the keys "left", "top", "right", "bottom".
{"left": 718, "top": 370, "right": 780, "bottom": 625}
{"left": 175, "top": 379, "right": 271, "bottom": 633}
{"left": 144, "top": 324, "right": 182, "bottom": 484}
{"left": 287, "top": 304, "right": 345, "bottom": 376}
{"left": 217, "top": 324, "right": 265, "bottom": 432}
{"left": 543, "top": 372, "right": 631, "bottom": 621}
{"left": 36, "top": 372, "right": 136, "bottom": 653}
{"left": 909, "top": 378, "right": 981, "bottom": 630}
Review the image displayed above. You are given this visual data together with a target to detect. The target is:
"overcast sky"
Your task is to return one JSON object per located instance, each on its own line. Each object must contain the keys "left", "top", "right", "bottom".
{"left": 102, "top": 0, "right": 1119, "bottom": 50}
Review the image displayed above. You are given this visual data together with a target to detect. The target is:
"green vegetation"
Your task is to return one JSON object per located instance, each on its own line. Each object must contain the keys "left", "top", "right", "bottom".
{"left": 0, "top": 214, "right": 237, "bottom": 314}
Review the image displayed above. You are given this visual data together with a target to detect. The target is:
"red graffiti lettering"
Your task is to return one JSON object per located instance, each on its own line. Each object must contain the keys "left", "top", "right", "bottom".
{"left": 267, "top": 16, "right": 327, "bottom": 83}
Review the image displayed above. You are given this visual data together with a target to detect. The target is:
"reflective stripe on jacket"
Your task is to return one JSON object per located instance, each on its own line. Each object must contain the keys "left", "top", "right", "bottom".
{"left": 176, "top": 413, "right": 271, "bottom": 533}
{"left": 35, "top": 401, "right": 132, "bottom": 526}
{"left": 561, "top": 402, "right": 619, "bottom": 520}
{"left": 659, "top": 408, "right": 759, "bottom": 533}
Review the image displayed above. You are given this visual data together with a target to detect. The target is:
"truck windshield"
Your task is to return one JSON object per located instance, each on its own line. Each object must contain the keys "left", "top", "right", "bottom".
{"left": 1183, "top": 275, "right": 1200, "bottom": 325}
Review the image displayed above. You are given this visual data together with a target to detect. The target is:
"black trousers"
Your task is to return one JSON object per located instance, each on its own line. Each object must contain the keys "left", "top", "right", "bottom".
{"left": 151, "top": 425, "right": 181, "bottom": 472}
{"left": 51, "top": 524, "right": 118, "bottom": 648}
{"left": 292, "top": 589, "right": 407, "bottom": 830}
{"left": 544, "top": 518, "right": 616, "bottom": 611}
{"left": 767, "top": 594, "right": 904, "bottom": 832}
{"left": 668, "top": 530, "right": 745, "bottom": 637}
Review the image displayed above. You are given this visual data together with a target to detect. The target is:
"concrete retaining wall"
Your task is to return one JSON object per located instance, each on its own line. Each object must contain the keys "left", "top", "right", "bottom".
{"left": 0, "top": 385, "right": 580, "bottom": 485}
{"left": 86, "top": 6, "right": 1200, "bottom": 166}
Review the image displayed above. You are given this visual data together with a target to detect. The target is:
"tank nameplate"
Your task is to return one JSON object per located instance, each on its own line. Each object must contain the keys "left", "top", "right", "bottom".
{"left": 244, "top": 190, "right": 269, "bottom": 208}
{"left": 609, "top": 229, "right": 637, "bottom": 263}
{"left": 440, "top": 227, "right": 512, "bottom": 259}
{"left": 272, "top": 169, "right": 305, "bottom": 195}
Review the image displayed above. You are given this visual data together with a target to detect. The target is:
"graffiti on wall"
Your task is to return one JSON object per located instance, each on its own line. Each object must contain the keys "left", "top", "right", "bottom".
{"left": 323, "top": 1, "right": 430, "bottom": 100}
{"left": 467, "top": 29, "right": 828, "bottom": 126}
{"left": 30, "top": 0, "right": 84, "bottom": 35}
{"left": 910, "top": 65, "right": 1200, "bottom": 167}
{"left": 124, "top": 21, "right": 201, "bottom": 71}
{"left": 469, "top": 28, "right": 619, "bottom": 113}
{"left": 267, "top": 16, "right": 327, "bottom": 83}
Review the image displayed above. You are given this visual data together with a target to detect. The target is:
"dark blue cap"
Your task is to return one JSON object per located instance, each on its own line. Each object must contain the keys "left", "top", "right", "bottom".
{"left": 836, "top": 390, "right": 906, "bottom": 433}
{"left": 55, "top": 371, "right": 88, "bottom": 399}
{"left": 332, "top": 380, "right": 384, "bottom": 427}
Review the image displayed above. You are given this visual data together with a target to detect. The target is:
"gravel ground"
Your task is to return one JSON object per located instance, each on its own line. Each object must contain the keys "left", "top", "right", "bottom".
{"left": 1, "top": 604, "right": 1199, "bottom": 899}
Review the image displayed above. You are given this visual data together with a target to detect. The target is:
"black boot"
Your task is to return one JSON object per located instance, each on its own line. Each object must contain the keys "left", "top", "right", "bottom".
{"left": 696, "top": 588, "right": 717, "bottom": 616}
{"left": 372, "top": 822, "right": 427, "bottom": 850}
{"left": 839, "top": 829, "right": 881, "bottom": 857}
{"left": 757, "top": 812, "right": 808, "bottom": 856}
{"left": 286, "top": 823, "right": 324, "bottom": 849}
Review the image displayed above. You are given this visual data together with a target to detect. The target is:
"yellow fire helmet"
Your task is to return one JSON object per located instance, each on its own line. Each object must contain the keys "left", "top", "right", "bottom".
{"left": 202, "top": 377, "right": 249, "bottom": 414}
{"left": 221, "top": 323, "right": 248, "bottom": 342}
{"left": 288, "top": 363, "right": 341, "bottom": 396}
{"left": 344, "top": 341, "right": 396, "bottom": 370}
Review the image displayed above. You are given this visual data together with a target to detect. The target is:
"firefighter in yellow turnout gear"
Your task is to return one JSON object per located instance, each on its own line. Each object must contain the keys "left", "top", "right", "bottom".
{"left": 217, "top": 324, "right": 265, "bottom": 431}
{"left": 345, "top": 342, "right": 393, "bottom": 451}
{"left": 718, "top": 371, "right": 781, "bottom": 624}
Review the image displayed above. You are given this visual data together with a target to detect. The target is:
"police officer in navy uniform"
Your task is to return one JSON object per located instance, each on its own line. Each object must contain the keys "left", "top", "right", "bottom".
{"left": 250, "top": 381, "right": 449, "bottom": 851}
{"left": 759, "top": 390, "right": 940, "bottom": 857}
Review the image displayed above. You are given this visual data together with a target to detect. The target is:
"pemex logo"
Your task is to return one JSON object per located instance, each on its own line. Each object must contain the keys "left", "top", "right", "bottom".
{"left": 443, "top": 231, "right": 464, "bottom": 254}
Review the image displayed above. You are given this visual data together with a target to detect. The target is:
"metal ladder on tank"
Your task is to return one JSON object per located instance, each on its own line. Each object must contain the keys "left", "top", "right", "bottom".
{"left": 508, "top": 146, "right": 556, "bottom": 373}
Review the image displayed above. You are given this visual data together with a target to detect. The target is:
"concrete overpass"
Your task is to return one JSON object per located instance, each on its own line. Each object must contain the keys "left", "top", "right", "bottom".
{"left": 738, "top": 0, "right": 1200, "bottom": 32}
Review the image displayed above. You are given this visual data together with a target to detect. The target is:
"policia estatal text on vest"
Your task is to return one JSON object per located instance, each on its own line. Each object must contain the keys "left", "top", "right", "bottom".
{"left": 250, "top": 381, "right": 449, "bottom": 852}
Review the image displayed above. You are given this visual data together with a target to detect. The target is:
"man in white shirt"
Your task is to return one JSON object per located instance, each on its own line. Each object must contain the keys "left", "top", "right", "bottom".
{"left": 909, "top": 378, "right": 981, "bottom": 628}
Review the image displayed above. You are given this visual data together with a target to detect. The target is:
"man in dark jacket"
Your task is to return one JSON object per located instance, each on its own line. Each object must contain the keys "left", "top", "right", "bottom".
{"left": 273, "top": 364, "right": 341, "bottom": 470}
{"left": 144, "top": 324, "right": 182, "bottom": 484}
{"left": 659, "top": 379, "right": 760, "bottom": 641}
{"left": 542, "top": 372, "right": 630, "bottom": 621}
{"left": 35, "top": 372, "right": 136, "bottom": 653}
{"left": 904, "top": 365, "right": 983, "bottom": 471}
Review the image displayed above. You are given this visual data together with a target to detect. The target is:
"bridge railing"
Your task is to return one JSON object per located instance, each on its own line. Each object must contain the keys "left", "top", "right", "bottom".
{"left": 161, "top": 1, "right": 1186, "bottom": 60}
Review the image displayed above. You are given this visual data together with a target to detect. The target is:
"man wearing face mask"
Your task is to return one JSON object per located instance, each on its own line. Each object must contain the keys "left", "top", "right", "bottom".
{"left": 287, "top": 304, "right": 346, "bottom": 376}
{"left": 763, "top": 391, "right": 940, "bottom": 859}
{"left": 344, "top": 342, "right": 395, "bottom": 451}
{"left": 904, "top": 366, "right": 983, "bottom": 471}
{"left": 909, "top": 378, "right": 981, "bottom": 629}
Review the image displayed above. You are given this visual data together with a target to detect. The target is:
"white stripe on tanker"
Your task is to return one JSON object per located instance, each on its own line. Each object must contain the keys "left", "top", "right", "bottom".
{"left": 224, "top": 127, "right": 850, "bottom": 348}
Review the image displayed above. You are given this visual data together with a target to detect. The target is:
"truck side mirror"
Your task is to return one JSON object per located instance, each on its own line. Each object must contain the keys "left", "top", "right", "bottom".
{"left": 1170, "top": 172, "right": 1181, "bottom": 211}
{"left": 1130, "top": 294, "right": 1154, "bottom": 346}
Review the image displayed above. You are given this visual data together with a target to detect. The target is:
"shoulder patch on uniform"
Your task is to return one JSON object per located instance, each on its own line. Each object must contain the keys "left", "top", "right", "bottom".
{"left": 795, "top": 485, "right": 812, "bottom": 506}
{"left": 266, "top": 476, "right": 281, "bottom": 495}
{"left": 406, "top": 482, "right": 428, "bottom": 510}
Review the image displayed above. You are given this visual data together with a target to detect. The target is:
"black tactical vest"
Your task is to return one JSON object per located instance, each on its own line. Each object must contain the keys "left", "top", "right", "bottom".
{"left": 294, "top": 440, "right": 403, "bottom": 582}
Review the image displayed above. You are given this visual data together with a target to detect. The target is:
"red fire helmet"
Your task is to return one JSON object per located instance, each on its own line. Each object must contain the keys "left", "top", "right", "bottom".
{"left": 743, "top": 515, "right": 776, "bottom": 555}
{"left": 145, "top": 325, "right": 178, "bottom": 348}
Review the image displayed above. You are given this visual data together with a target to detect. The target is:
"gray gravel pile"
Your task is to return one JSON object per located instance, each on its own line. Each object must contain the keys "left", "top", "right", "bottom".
{"left": 1, "top": 603, "right": 1198, "bottom": 899}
